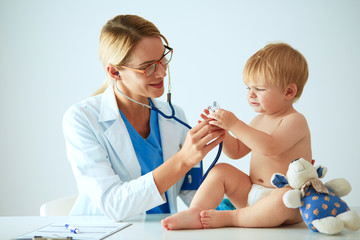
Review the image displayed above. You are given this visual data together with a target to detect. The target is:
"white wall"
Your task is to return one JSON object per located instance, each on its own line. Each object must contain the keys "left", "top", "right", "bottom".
{"left": 1, "top": 0, "right": 359, "bottom": 216}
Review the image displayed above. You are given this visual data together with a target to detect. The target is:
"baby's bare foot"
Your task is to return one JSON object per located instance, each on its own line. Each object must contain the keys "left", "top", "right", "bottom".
{"left": 161, "top": 208, "right": 203, "bottom": 230}
{"left": 200, "top": 209, "right": 234, "bottom": 228}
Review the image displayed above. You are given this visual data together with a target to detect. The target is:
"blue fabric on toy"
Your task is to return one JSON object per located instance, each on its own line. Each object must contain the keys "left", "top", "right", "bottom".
{"left": 316, "top": 167, "right": 326, "bottom": 178}
{"left": 300, "top": 187, "right": 349, "bottom": 232}
{"left": 271, "top": 174, "right": 289, "bottom": 188}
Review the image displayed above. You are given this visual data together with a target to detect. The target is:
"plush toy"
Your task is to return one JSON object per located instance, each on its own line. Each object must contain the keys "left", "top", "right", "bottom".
{"left": 271, "top": 158, "right": 360, "bottom": 235}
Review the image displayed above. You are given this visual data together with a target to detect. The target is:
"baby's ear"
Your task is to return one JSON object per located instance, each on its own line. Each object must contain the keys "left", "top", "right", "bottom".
{"left": 271, "top": 173, "right": 289, "bottom": 188}
{"left": 285, "top": 83, "right": 297, "bottom": 100}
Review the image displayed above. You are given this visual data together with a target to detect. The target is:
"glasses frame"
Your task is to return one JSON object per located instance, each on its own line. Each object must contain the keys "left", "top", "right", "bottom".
{"left": 120, "top": 45, "right": 173, "bottom": 78}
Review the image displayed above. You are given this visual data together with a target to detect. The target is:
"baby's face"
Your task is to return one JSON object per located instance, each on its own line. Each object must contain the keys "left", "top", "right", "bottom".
{"left": 246, "top": 81, "right": 287, "bottom": 114}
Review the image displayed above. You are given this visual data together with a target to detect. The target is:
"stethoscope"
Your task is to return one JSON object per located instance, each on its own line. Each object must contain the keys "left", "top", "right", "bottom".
{"left": 114, "top": 66, "right": 223, "bottom": 183}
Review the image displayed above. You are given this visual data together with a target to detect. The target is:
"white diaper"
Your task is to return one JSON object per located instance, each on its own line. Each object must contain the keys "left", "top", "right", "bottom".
{"left": 247, "top": 184, "right": 273, "bottom": 206}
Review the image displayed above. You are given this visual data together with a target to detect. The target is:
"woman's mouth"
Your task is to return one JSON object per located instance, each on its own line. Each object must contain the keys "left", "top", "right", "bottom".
{"left": 150, "top": 80, "right": 163, "bottom": 89}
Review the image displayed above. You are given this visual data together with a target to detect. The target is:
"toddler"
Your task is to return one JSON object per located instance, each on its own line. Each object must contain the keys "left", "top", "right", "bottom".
{"left": 162, "top": 42, "right": 312, "bottom": 230}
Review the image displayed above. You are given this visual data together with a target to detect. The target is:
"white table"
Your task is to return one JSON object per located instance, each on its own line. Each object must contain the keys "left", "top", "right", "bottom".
{"left": 2, "top": 207, "right": 360, "bottom": 240}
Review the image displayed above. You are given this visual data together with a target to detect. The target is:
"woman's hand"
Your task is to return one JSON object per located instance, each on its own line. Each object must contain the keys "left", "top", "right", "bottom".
{"left": 179, "top": 119, "right": 225, "bottom": 167}
{"left": 199, "top": 107, "right": 211, "bottom": 123}
{"left": 153, "top": 118, "right": 224, "bottom": 195}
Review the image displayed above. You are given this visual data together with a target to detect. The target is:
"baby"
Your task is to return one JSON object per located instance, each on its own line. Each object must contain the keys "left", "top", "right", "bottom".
{"left": 162, "top": 42, "right": 312, "bottom": 230}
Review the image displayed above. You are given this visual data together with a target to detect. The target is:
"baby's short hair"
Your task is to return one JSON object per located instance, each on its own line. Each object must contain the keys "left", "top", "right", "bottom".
{"left": 243, "top": 43, "right": 308, "bottom": 102}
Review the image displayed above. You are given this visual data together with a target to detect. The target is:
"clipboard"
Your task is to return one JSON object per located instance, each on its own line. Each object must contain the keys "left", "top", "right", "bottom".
{"left": 16, "top": 222, "right": 131, "bottom": 240}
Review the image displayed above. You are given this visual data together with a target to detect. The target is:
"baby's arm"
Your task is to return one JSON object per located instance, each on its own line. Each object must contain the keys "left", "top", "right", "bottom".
{"left": 209, "top": 109, "right": 309, "bottom": 157}
{"left": 222, "top": 131, "right": 251, "bottom": 159}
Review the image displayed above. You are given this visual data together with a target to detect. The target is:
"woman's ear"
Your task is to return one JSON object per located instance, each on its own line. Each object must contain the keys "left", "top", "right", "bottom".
{"left": 285, "top": 83, "right": 297, "bottom": 100}
{"left": 107, "top": 65, "right": 121, "bottom": 80}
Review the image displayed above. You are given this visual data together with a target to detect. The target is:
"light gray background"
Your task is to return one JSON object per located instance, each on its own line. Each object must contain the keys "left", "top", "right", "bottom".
{"left": 1, "top": 0, "right": 359, "bottom": 216}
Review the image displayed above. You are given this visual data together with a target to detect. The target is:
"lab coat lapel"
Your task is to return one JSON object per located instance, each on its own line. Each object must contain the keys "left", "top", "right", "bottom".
{"left": 152, "top": 99, "right": 184, "bottom": 162}
{"left": 152, "top": 99, "right": 186, "bottom": 212}
{"left": 105, "top": 119, "right": 141, "bottom": 180}
{"left": 100, "top": 86, "right": 141, "bottom": 180}
{"left": 98, "top": 89, "right": 184, "bottom": 181}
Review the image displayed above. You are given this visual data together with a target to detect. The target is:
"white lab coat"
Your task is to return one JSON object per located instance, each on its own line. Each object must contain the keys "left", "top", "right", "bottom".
{"left": 63, "top": 86, "right": 195, "bottom": 221}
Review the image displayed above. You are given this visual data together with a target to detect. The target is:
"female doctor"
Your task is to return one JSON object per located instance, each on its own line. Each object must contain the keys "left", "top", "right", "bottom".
{"left": 62, "top": 14, "right": 225, "bottom": 221}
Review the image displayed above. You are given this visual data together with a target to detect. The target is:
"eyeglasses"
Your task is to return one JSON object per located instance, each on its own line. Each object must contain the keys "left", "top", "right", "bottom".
{"left": 120, "top": 45, "right": 173, "bottom": 78}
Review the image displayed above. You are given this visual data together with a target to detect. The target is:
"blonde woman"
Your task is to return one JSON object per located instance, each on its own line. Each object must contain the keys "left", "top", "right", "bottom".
{"left": 63, "top": 15, "right": 225, "bottom": 221}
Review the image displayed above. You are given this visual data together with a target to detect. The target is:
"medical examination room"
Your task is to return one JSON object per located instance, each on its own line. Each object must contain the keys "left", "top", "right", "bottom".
{"left": 1, "top": 0, "right": 360, "bottom": 239}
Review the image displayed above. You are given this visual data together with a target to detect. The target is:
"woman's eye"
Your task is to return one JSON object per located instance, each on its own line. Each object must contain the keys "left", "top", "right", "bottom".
{"left": 140, "top": 65, "right": 151, "bottom": 70}
{"left": 139, "top": 62, "right": 155, "bottom": 70}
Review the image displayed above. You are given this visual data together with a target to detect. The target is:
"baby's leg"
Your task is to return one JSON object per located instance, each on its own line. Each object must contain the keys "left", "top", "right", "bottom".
{"left": 200, "top": 187, "right": 302, "bottom": 228}
{"left": 161, "top": 163, "right": 251, "bottom": 230}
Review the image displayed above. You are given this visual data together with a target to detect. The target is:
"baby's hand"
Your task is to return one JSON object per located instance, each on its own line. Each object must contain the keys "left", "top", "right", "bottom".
{"left": 208, "top": 109, "right": 238, "bottom": 131}
{"left": 199, "top": 102, "right": 220, "bottom": 123}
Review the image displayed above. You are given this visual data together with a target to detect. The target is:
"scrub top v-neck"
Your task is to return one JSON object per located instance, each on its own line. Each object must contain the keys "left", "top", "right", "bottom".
{"left": 119, "top": 100, "right": 170, "bottom": 214}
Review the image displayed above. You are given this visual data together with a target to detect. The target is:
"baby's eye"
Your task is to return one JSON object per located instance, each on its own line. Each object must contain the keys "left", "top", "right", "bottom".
{"left": 255, "top": 88, "right": 265, "bottom": 91}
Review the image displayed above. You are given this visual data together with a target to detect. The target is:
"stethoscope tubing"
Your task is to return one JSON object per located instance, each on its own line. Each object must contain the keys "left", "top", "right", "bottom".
{"left": 114, "top": 81, "right": 222, "bottom": 184}
{"left": 152, "top": 93, "right": 222, "bottom": 183}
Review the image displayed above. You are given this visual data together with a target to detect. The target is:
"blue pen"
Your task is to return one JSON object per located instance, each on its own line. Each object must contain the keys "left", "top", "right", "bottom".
{"left": 65, "top": 224, "right": 80, "bottom": 234}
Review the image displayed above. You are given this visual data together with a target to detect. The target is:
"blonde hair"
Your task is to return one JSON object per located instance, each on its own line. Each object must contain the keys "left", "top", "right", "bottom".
{"left": 93, "top": 15, "right": 168, "bottom": 95}
{"left": 243, "top": 43, "right": 308, "bottom": 102}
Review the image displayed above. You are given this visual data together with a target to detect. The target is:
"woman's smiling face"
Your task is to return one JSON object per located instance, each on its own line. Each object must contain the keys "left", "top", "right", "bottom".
{"left": 118, "top": 37, "right": 168, "bottom": 101}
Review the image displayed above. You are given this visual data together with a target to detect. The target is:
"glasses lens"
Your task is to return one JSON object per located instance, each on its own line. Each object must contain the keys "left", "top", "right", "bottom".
{"left": 145, "top": 47, "right": 172, "bottom": 77}
{"left": 164, "top": 49, "right": 173, "bottom": 64}
{"left": 145, "top": 63, "right": 157, "bottom": 77}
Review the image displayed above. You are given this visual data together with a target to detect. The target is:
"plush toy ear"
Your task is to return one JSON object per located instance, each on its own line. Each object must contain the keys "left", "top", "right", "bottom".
{"left": 271, "top": 173, "right": 289, "bottom": 188}
{"left": 316, "top": 165, "right": 327, "bottom": 179}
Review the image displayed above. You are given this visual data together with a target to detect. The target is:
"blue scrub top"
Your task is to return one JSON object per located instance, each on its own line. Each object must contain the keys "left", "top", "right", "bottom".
{"left": 119, "top": 100, "right": 170, "bottom": 214}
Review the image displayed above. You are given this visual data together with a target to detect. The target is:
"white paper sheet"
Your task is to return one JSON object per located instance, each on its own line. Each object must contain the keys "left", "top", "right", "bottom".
{"left": 16, "top": 222, "right": 131, "bottom": 240}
